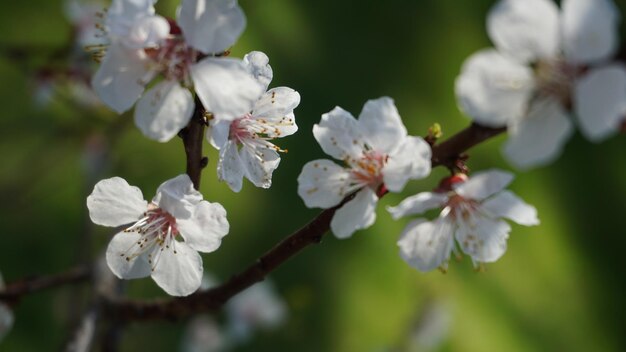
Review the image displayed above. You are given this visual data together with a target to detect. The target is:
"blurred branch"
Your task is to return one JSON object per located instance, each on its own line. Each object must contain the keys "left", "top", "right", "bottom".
{"left": 179, "top": 98, "right": 208, "bottom": 190}
{"left": 0, "top": 266, "right": 90, "bottom": 303}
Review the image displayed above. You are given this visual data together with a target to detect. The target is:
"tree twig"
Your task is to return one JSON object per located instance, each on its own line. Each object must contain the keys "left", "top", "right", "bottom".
{"left": 0, "top": 266, "right": 91, "bottom": 303}
{"left": 179, "top": 98, "right": 207, "bottom": 190}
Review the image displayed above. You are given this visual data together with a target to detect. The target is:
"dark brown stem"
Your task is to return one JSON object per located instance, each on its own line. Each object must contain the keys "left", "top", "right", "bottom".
{"left": 431, "top": 123, "right": 505, "bottom": 169}
{"left": 180, "top": 98, "right": 207, "bottom": 190}
{"left": 0, "top": 266, "right": 90, "bottom": 303}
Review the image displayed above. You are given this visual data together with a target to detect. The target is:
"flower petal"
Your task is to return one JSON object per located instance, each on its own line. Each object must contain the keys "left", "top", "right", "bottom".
{"left": 383, "top": 136, "right": 432, "bottom": 192}
{"left": 106, "top": 0, "right": 157, "bottom": 38}
{"left": 125, "top": 15, "right": 170, "bottom": 49}
{"left": 487, "top": 0, "right": 560, "bottom": 62}
{"left": 397, "top": 218, "right": 455, "bottom": 272}
{"left": 574, "top": 64, "right": 626, "bottom": 142}
{"left": 562, "top": 0, "right": 620, "bottom": 64}
{"left": 241, "top": 147, "right": 281, "bottom": 189}
{"left": 151, "top": 241, "right": 203, "bottom": 296}
{"left": 357, "top": 97, "right": 407, "bottom": 154}
{"left": 330, "top": 187, "right": 378, "bottom": 239}
{"left": 482, "top": 190, "right": 539, "bottom": 226}
{"left": 455, "top": 169, "right": 514, "bottom": 201}
{"left": 386, "top": 192, "right": 448, "bottom": 220}
{"left": 244, "top": 51, "right": 273, "bottom": 90}
{"left": 313, "top": 106, "right": 366, "bottom": 160}
{"left": 177, "top": 201, "right": 229, "bottom": 253}
{"left": 297, "top": 159, "right": 352, "bottom": 208}
{"left": 0, "top": 300, "right": 14, "bottom": 342}
{"left": 177, "top": 0, "right": 246, "bottom": 54}
{"left": 191, "top": 57, "right": 264, "bottom": 121}
{"left": 105, "top": 231, "right": 152, "bottom": 279}
{"left": 154, "top": 174, "right": 203, "bottom": 219}
{"left": 207, "top": 120, "right": 231, "bottom": 149}
{"left": 134, "top": 80, "right": 195, "bottom": 142}
{"left": 252, "top": 87, "right": 301, "bottom": 127}
{"left": 455, "top": 49, "right": 535, "bottom": 127}
{"left": 456, "top": 216, "right": 511, "bottom": 263}
{"left": 87, "top": 177, "right": 148, "bottom": 227}
{"left": 91, "top": 44, "right": 151, "bottom": 113}
{"left": 503, "top": 98, "right": 574, "bottom": 169}
{"left": 217, "top": 140, "right": 245, "bottom": 192}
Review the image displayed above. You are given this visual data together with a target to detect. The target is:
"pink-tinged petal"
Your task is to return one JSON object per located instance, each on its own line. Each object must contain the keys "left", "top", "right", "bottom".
{"left": 455, "top": 49, "right": 535, "bottom": 127}
{"left": 151, "top": 241, "right": 203, "bottom": 296}
{"left": 105, "top": 231, "right": 152, "bottom": 279}
{"left": 487, "top": 0, "right": 560, "bottom": 62}
{"left": 456, "top": 217, "right": 511, "bottom": 263}
{"left": 191, "top": 57, "right": 264, "bottom": 121}
{"left": 217, "top": 140, "right": 245, "bottom": 192}
{"left": 330, "top": 187, "right": 378, "bottom": 239}
{"left": 134, "top": 80, "right": 195, "bottom": 142}
{"left": 297, "top": 159, "right": 352, "bottom": 209}
{"left": 383, "top": 136, "right": 432, "bottom": 192}
{"left": 455, "top": 169, "right": 514, "bottom": 201}
{"left": 482, "top": 190, "right": 539, "bottom": 226}
{"left": 154, "top": 174, "right": 203, "bottom": 219}
{"left": 397, "top": 218, "right": 455, "bottom": 272}
{"left": 87, "top": 177, "right": 148, "bottom": 227}
{"left": 207, "top": 120, "right": 231, "bottom": 149}
{"left": 240, "top": 147, "right": 280, "bottom": 189}
{"left": 177, "top": 201, "right": 229, "bottom": 253}
{"left": 503, "top": 98, "right": 574, "bottom": 169}
{"left": 357, "top": 97, "right": 407, "bottom": 154}
{"left": 92, "top": 44, "right": 151, "bottom": 113}
{"left": 244, "top": 51, "right": 273, "bottom": 89}
{"left": 562, "top": 0, "right": 620, "bottom": 64}
{"left": 574, "top": 64, "right": 626, "bottom": 142}
{"left": 177, "top": 0, "right": 246, "bottom": 54}
{"left": 313, "top": 106, "right": 366, "bottom": 160}
{"left": 387, "top": 192, "right": 448, "bottom": 220}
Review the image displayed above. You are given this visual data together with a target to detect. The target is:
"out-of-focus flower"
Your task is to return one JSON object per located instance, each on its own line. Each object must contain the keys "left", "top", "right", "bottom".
{"left": 92, "top": 0, "right": 264, "bottom": 142}
{"left": 208, "top": 51, "right": 300, "bottom": 192}
{"left": 388, "top": 170, "right": 538, "bottom": 271}
{"left": 456, "top": 0, "right": 625, "bottom": 169}
{"left": 64, "top": 0, "right": 108, "bottom": 47}
{"left": 0, "top": 272, "right": 14, "bottom": 343}
{"left": 298, "top": 97, "right": 431, "bottom": 238}
{"left": 181, "top": 316, "right": 227, "bottom": 352}
{"left": 87, "top": 174, "right": 229, "bottom": 296}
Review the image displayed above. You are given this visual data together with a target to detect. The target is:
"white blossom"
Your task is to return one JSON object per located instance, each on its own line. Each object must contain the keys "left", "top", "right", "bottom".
{"left": 208, "top": 51, "right": 300, "bottom": 192}
{"left": 181, "top": 316, "right": 227, "bottom": 352}
{"left": 456, "top": 0, "right": 625, "bottom": 169}
{"left": 298, "top": 97, "right": 432, "bottom": 239}
{"left": 64, "top": 0, "right": 108, "bottom": 47}
{"left": 0, "top": 272, "right": 14, "bottom": 343}
{"left": 388, "top": 170, "right": 539, "bottom": 271}
{"left": 91, "top": 0, "right": 263, "bottom": 142}
{"left": 87, "top": 174, "right": 229, "bottom": 296}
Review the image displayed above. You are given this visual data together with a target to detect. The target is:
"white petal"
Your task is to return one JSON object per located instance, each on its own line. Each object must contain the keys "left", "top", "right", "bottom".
{"left": 91, "top": 44, "right": 150, "bottom": 113}
{"left": 125, "top": 15, "right": 169, "bottom": 49}
{"left": 297, "top": 159, "right": 352, "bottom": 208}
{"left": 105, "top": 231, "right": 152, "bottom": 279}
{"left": 482, "top": 190, "right": 539, "bottom": 226}
{"left": 455, "top": 169, "right": 514, "bottom": 201}
{"left": 455, "top": 49, "right": 535, "bottom": 127}
{"left": 456, "top": 217, "right": 511, "bottom": 263}
{"left": 87, "top": 177, "right": 148, "bottom": 227}
{"left": 191, "top": 57, "right": 264, "bottom": 121}
{"left": 562, "top": 0, "right": 620, "bottom": 64}
{"left": 383, "top": 136, "right": 432, "bottom": 192}
{"left": 357, "top": 97, "right": 407, "bottom": 154}
{"left": 217, "top": 140, "right": 245, "bottom": 192}
{"left": 386, "top": 192, "right": 448, "bottom": 220}
{"left": 574, "top": 64, "right": 626, "bottom": 142}
{"left": 313, "top": 106, "right": 366, "bottom": 160}
{"left": 241, "top": 147, "right": 281, "bottom": 189}
{"left": 177, "top": 201, "right": 229, "bottom": 253}
{"left": 397, "top": 218, "right": 455, "bottom": 272}
{"left": 177, "top": 0, "right": 246, "bottom": 54}
{"left": 487, "top": 0, "right": 560, "bottom": 62}
{"left": 0, "top": 301, "right": 14, "bottom": 342}
{"left": 106, "top": 0, "right": 157, "bottom": 38}
{"left": 503, "top": 98, "right": 574, "bottom": 169}
{"left": 207, "top": 119, "right": 231, "bottom": 149}
{"left": 244, "top": 51, "right": 273, "bottom": 89}
{"left": 154, "top": 174, "right": 203, "bottom": 219}
{"left": 151, "top": 241, "right": 204, "bottom": 296}
{"left": 252, "top": 87, "right": 301, "bottom": 122}
{"left": 330, "top": 187, "right": 378, "bottom": 239}
{"left": 134, "top": 81, "right": 195, "bottom": 142}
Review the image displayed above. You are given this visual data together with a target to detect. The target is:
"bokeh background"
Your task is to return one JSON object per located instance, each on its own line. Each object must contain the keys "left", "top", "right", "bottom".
{"left": 1, "top": 0, "right": 626, "bottom": 351}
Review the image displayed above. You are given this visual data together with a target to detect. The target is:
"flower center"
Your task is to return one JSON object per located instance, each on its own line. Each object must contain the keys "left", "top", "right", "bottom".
{"left": 228, "top": 113, "right": 293, "bottom": 153}
{"left": 145, "top": 36, "right": 197, "bottom": 83}
{"left": 350, "top": 150, "right": 387, "bottom": 187}
{"left": 535, "top": 58, "right": 582, "bottom": 106}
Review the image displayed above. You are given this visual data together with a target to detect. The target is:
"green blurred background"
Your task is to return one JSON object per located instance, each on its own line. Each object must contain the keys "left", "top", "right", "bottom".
{"left": 1, "top": 0, "right": 626, "bottom": 351}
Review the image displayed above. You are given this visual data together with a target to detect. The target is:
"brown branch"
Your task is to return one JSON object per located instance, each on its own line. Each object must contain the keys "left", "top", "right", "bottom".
{"left": 179, "top": 97, "right": 208, "bottom": 190}
{"left": 0, "top": 266, "right": 91, "bottom": 303}
{"left": 431, "top": 123, "right": 505, "bottom": 168}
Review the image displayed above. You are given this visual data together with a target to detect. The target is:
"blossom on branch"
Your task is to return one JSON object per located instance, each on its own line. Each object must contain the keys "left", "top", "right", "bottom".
{"left": 298, "top": 97, "right": 432, "bottom": 238}
{"left": 208, "top": 51, "right": 301, "bottom": 192}
{"left": 87, "top": 174, "right": 229, "bottom": 296}
{"left": 91, "top": 0, "right": 264, "bottom": 142}
{"left": 388, "top": 170, "right": 538, "bottom": 272}
{"left": 456, "top": 0, "right": 625, "bottom": 169}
